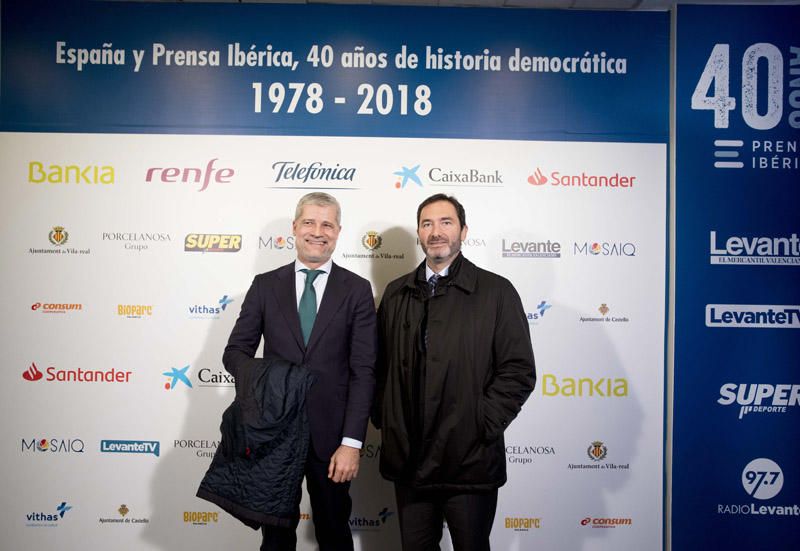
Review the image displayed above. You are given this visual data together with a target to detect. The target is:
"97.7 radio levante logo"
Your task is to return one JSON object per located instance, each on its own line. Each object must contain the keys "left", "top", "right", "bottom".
{"left": 690, "top": 43, "right": 799, "bottom": 170}
{"left": 717, "top": 457, "right": 799, "bottom": 517}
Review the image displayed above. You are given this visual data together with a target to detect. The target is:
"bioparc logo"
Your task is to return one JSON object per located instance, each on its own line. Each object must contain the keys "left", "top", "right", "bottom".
{"left": 392, "top": 163, "right": 503, "bottom": 189}
{"left": 31, "top": 302, "right": 83, "bottom": 314}
{"left": 341, "top": 231, "right": 405, "bottom": 261}
{"left": 25, "top": 502, "right": 73, "bottom": 527}
{"left": 717, "top": 383, "right": 799, "bottom": 420}
{"left": 527, "top": 166, "right": 636, "bottom": 190}
{"left": 21, "top": 438, "right": 85, "bottom": 454}
{"left": 145, "top": 158, "right": 234, "bottom": 192}
{"left": 705, "top": 305, "right": 800, "bottom": 329}
{"left": 580, "top": 303, "right": 630, "bottom": 324}
{"left": 506, "top": 443, "right": 556, "bottom": 465}
{"left": 568, "top": 441, "right": 630, "bottom": 471}
{"left": 580, "top": 517, "right": 632, "bottom": 529}
{"left": 259, "top": 235, "right": 295, "bottom": 250}
{"left": 184, "top": 511, "right": 219, "bottom": 526}
{"left": 349, "top": 507, "right": 395, "bottom": 531}
{"left": 188, "top": 295, "right": 234, "bottom": 319}
{"left": 22, "top": 362, "right": 132, "bottom": 384}
{"left": 184, "top": 234, "right": 242, "bottom": 253}
{"left": 504, "top": 516, "right": 542, "bottom": 531}
{"left": 100, "top": 439, "right": 160, "bottom": 457}
{"left": 118, "top": 304, "right": 153, "bottom": 318}
{"left": 526, "top": 301, "right": 551, "bottom": 324}
{"left": 709, "top": 230, "right": 800, "bottom": 265}
{"left": 270, "top": 161, "right": 357, "bottom": 189}
{"left": 718, "top": 458, "right": 799, "bottom": 517}
{"left": 29, "top": 226, "right": 91, "bottom": 256}
{"left": 98, "top": 504, "right": 150, "bottom": 525}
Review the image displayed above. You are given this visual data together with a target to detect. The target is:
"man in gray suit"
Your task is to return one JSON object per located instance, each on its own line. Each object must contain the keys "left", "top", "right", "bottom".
{"left": 223, "top": 192, "right": 377, "bottom": 551}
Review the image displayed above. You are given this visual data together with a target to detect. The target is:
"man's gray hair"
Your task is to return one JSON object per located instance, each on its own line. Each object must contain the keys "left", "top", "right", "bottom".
{"left": 294, "top": 192, "right": 341, "bottom": 226}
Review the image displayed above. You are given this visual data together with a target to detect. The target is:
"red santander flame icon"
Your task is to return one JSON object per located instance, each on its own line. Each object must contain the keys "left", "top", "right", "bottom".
{"left": 527, "top": 168, "right": 547, "bottom": 186}
{"left": 23, "top": 362, "right": 44, "bottom": 381}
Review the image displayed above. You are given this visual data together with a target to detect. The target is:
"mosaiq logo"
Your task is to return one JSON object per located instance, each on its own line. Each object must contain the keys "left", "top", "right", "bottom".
{"left": 573, "top": 241, "right": 637, "bottom": 257}
{"left": 145, "top": 158, "right": 234, "bottom": 192}
{"left": 709, "top": 230, "right": 800, "bottom": 265}
{"left": 527, "top": 166, "right": 636, "bottom": 189}
{"left": 718, "top": 458, "right": 798, "bottom": 517}
{"left": 259, "top": 235, "right": 295, "bottom": 250}
{"left": 717, "top": 383, "right": 799, "bottom": 420}
{"left": 21, "top": 438, "right": 85, "bottom": 454}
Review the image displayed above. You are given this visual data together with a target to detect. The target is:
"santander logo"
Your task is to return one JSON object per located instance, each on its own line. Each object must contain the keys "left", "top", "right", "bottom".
{"left": 527, "top": 168, "right": 548, "bottom": 186}
{"left": 23, "top": 363, "right": 44, "bottom": 381}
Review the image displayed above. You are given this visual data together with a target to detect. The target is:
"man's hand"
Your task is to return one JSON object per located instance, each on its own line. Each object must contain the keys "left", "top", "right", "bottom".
{"left": 328, "top": 445, "right": 360, "bottom": 483}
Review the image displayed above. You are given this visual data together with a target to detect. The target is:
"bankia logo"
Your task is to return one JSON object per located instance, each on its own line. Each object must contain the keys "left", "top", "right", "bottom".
{"left": 184, "top": 234, "right": 241, "bottom": 253}
{"left": 163, "top": 365, "right": 193, "bottom": 390}
{"left": 349, "top": 507, "right": 395, "bottom": 531}
{"left": 706, "top": 305, "right": 800, "bottom": 328}
{"left": 270, "top": 161, "right": 357, "bottom": 189}
{"left": 22, "top": 362, "right": 132, "bottom": 383}
{"left": 526, "top": 301, "right": 551, "bottom": 324}
{"left": 145, "top": 158, "right": 234, "bottom": 192}
{"left": 31, "top": 302, "right": 83, "bottom": 314}
{"left": 709, "top": 230, "right": 800, "bottom": 265}
{"left": 29, "top": 161, "right": 114, "bottom": 185}
{"left": 527, "top": 166, "right": 636, "bottom": 190}
{"left": 718, "top": 458, "right": 799, "bottom": 517}
{"left": 188, "top": 295, "right": 234, "bottom": 319}
{"left": 98, "top": 504, "right": 150, "bottom": 525}
{"left": 573, "top": 241, "right": 636, "bottom": 257}
{"left": 568, "top": 441, "right": 630, "bottom": 471}
{"left": 25, "top": 502, "right": 73, "bottom": 527}
{"left": 100, "top": 440, "right": 160, "bottom": 457}
{"left": 541, "top": 374, "right": 628, "bottom": 398}
{"left": 717, "top": 383, "right": 799, "bottom": 420}
{"left": 102, "top": 232, "right": 172, "bottom": 252}
{"left": 30, "top": 226, "right": 91, "bottom": 256}
{"left": 259, "top": 235, "right": 295, "bottom": 250}
{"left": 501, "top": 238, "right": 561, "bottom": 258}
{"left": 21, "top": 438, "right": 85, "bottom": 454}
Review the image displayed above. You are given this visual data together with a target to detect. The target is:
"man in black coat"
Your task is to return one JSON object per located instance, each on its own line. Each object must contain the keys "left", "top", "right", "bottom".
{"left": 224, "top": 192, "right": 377, "bottom": 551}
{"left": 373, "top": 194, "right": 536, "bottom": 551}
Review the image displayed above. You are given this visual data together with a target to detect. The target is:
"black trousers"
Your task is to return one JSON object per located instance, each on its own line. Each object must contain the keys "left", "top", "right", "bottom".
{"left": 260, "top": 452, "right": 353, "bottom": 551}
{"left": 394, "top": 484, "right": 499, "bottom": 551}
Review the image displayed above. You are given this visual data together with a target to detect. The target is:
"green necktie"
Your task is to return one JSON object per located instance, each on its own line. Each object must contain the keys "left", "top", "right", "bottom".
{"left": 299, "top": 269, "right": 323, "bottom": 345}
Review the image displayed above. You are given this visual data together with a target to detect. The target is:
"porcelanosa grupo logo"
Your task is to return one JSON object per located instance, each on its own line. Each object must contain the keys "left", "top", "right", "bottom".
{"left": 709, "top": 230, "right": 800, "bottom": 265}
{"left": 506, "top": 443, "right": 556, "bottom": 465}
{"left": 102, "top": 232, "right": 172, "bottom": 252}
{"left": 705, "top": 304, "right": 800, "bottom": 328}
{"left": 174, "top": 438, "right": 220, "bottom": 459}
{"left": 527, "top": 166, "right": 636, "bottom": 190}
{"left": 717, "top": 383, "right": 799, "bottom": 420}
{"left": 145, "top": 158, "right": 234, "bottom": 192}
{"left": 22, "top": 362, "right": 132, "bottom": 384}
{"left": 269, "top": 161, "right": 357, "bottom": 189}
{"left": 718, "top": 458, "right": 799, "bottom": 517}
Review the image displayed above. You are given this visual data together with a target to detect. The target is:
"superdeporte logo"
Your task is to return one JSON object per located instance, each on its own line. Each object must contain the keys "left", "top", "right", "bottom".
{"left": 706, "top": 305, "right": 800, "bottom": 328}
{"left": 718, "top": 458, "right": 799, "bottom": 517}
{"left": 527, "top": 167, "right": 636, "bottom": 189}
{"left": 184, "top": 234, "right": 241, "bottom": 253}
{"left": 718, "top": 383, "right": 799, "bottom": 420}
{"left": 709, "top": 230, "right": 800, "bottom": 265}
{"left": 145, "top": 158, "right": 234, "bottom": 192}
{"left": 100, "top": 440, "right": 160, "bottom": 457}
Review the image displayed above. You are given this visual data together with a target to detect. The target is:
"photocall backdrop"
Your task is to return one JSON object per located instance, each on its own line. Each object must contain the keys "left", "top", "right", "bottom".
{"left": 673, "top": 5, "right": 800, "bottom": 550}
{"left": 1, "top": 1, "right": 668, "bottom": 550}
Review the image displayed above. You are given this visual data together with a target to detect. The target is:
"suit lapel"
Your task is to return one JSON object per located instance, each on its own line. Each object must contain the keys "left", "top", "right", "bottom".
{"left": 306, "top": 263, "right": 348, "bottom": 352}
{"left": 273, "top": 263, "right": 305, "bottom": 351}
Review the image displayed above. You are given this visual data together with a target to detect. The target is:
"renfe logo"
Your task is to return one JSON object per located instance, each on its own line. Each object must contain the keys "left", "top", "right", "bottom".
{"left": 706, "top": 305, "right": 800, "bottom": 328}
{"left": 709, "top": 231, "right": 800, "bottom": 265}
{"left": 145, "top": 159, "right": 233, "bottom": 192}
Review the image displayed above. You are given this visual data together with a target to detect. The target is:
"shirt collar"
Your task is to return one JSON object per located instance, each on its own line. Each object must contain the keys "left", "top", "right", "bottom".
{"left": 425, "top": 262, "right": 450, "bottom": 281}
{"left": 295, "top": 258, "right": 332, "bottom": 274}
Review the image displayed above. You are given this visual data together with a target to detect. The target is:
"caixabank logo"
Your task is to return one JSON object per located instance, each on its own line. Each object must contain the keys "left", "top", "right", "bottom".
{"left": 527, "top": 166, "right": 636, "bottom": 190}
{"left": 540, "top": 374, "right": 628, "bottom": 398}
{"left": 393, "top": 163, "right": 503, "bottom": 189}
{"left": 98, "top": 504, "right": 150, "bottom": 525}
{"left": 567, "top": 440, "right": 630, "bottom": 471}
{"left": 709, "top": 230, "right": 800, "bottom": 265}
{"left": 25, "top": 501, "right": 72, "bottom": 527}
{"left": 21, "top": 438, "right": 85, "bottom": 454}
{"left": 349, "top": 507, "right": 395, "bottom": 531}
{"left": 705, "top": 305, "right": 800, "bottom": 328}
{"left": 717, "top": 383, "right": 799, "bottom": 420}
{"left": 718, "top": 458, "right": 799, "bottom": 517}
{"left": 22, "top": 362, "right": 132, "bottom": 384}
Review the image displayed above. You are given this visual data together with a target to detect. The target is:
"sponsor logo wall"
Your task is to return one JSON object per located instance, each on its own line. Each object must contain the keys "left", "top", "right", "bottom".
{"left": 674, "top": 5, "right": 800, "bottom": 551}
{"left": 0, "top": 2, "right": 667, "bottom": 550}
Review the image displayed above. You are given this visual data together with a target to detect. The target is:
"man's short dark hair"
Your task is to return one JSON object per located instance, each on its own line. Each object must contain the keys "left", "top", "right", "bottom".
{"left": 416, "top": 194, "right": 467, "bottom": 228}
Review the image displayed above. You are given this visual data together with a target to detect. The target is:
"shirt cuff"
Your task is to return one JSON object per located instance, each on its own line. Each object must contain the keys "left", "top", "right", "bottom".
{"left": 341, "top": 437, "right": 362, "bottom": 449}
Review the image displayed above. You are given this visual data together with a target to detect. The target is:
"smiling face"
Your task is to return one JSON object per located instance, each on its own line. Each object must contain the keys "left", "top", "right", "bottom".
{"left": 417, "top": 200, "right": 468, "bottom": 271}
{"left": 292, "top": 204, "right": 341, "bottom": 268}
